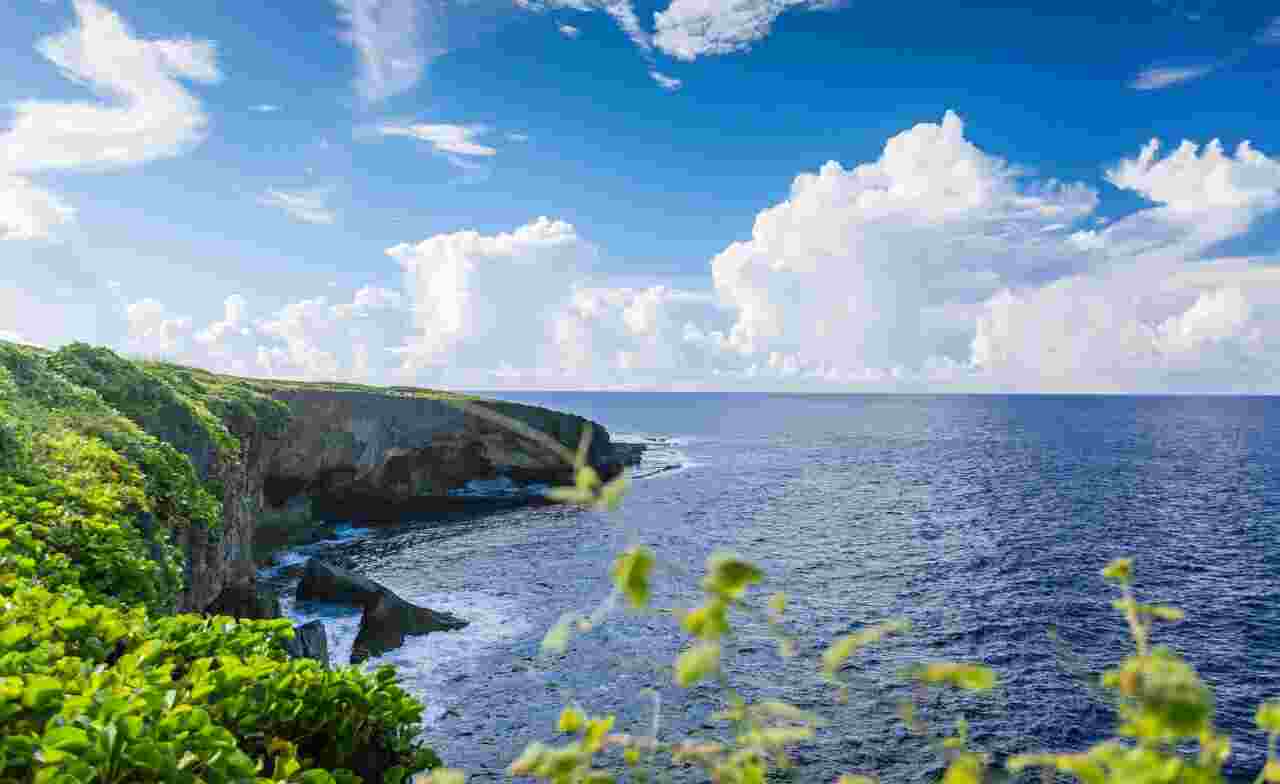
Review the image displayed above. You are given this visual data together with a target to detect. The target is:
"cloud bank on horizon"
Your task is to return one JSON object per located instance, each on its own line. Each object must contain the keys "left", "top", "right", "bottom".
{"left": 3, "top": 0, "right": 1280, "bottom": 393}
{"left": 101, "top": 114, "right": 1280, "bottom": 393}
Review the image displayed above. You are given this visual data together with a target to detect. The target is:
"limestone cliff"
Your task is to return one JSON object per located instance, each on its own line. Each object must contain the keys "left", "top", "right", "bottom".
{"left": 3, "top": 342, "right": 635, "bottom": 615}
{"left": 159, "top": 377, "right": 634, "bottom": 613}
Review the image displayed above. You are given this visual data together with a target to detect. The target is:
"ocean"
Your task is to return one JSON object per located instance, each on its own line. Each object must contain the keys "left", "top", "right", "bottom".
{"left": 260, "top": 393, "right": 1280, "bottom": 782}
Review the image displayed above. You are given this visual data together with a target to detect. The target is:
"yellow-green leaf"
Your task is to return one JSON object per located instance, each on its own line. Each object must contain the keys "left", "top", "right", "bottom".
{"left": 611, "top": 546, "right": 655, "bottom": 610}
{"left": 675, "top": 642, "right": 721, "bottom": 687}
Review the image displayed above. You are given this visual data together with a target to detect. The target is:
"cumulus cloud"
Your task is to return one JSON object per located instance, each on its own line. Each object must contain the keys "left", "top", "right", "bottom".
{"left": 710, "top": 110, "right": 1098, "bottom": 379}
{"left": 0, "top": 0, "right": 219, "bottom": 240}
{"left": 969, "top": 136, "right": 1280, "bottom": 391}
{"left": 388, "top": 217, "right": 596, "bottom": 378}
{"left": 125, "top": 298, "right": 192, "bottom": 356}
{"left": 558, "top": 23, "right": 581, "bottom": 37}
{"left": 335, "top": 0, "right": 425, "bottom": 103}
{"left": 1129, "top": 64, "right": 1215, "bottom": 90}
{"left": 652, "top": 0, "right": 824, "bottom": 60}
{"left": 258, "top": 188, "right": 338, "bottom": 225}
{"left": 649, "top": 70, "right": 683, "bottom": 90}
{"left": 94, "top": 114, "right": 1280, "bottom": 393}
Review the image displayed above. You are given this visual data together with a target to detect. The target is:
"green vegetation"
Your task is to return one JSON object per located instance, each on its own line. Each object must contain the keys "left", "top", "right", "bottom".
{"left": 0, "top": 341, "right": 439, "bottom": 783}
{"left": 6, "top": 338, "right": 1278, "bottom": 784}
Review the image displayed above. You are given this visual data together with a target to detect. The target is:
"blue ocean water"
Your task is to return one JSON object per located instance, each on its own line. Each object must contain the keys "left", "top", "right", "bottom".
{"left": 266, "top": 394, "right": 1280, "bottom": 782}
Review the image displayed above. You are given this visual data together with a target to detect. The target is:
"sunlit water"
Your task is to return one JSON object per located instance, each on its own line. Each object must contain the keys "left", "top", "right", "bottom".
{"left": 259, "top": 394, "right": 1280, "bottom": 782}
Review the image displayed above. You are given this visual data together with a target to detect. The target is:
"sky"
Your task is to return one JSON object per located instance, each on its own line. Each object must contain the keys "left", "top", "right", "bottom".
{"left": 2, "top": 0, "right": 1280, "bottom": 392}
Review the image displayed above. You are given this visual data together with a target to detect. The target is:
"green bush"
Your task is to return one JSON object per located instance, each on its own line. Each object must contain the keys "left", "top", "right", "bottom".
{"left": 0, "top": 340, "right": 439, "bottom": 784}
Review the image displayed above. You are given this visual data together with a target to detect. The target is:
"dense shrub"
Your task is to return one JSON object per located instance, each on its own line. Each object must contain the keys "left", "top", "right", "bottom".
{"left": 0, "top": 340, "right": 440, "bottom": 784}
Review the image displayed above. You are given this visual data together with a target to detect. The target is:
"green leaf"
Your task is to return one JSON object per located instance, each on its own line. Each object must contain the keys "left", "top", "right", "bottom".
{"left": 701, "top": 553, "right": 763, "bottom": 600}
{"left": 0, "top": 623, "right": 31, "bottom": 648}
{"left": 917, "top": 662, "right": 997, "bottom": 691}
{"left": 1102, "top": 558, "right": 1133, "bottom": 584}
{"left": 822, "top": 621, "right": 909, "bottom": 676}
{"left": 674, "top": 642, "right": 721, "bottom": 687}
{"left": 1255, "top": 701, "right": 1280, "bottom": 734}
{"left": 680, "top": 600, "right": 729, "bottom": 640}
{"left": 611, "top": 546, "right": 654, "bottom": 610}
{"left": 557, "top": 706, "right": 585, "bottom": 734}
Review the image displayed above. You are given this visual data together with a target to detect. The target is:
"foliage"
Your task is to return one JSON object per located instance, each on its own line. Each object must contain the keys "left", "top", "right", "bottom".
{"left": 0, "top": 579, "right": 439, "bottom": 784}
{"left": 0, "top": 339, "right": 439, "bottom": 784}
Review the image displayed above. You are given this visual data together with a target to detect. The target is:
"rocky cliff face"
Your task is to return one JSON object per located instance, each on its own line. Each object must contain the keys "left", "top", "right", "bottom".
{"left": 178, "top": 410, "right": 271, "bottom": 613}
{"left": 260, "top": 390, "right": 616, "bottom": 510}
{"left": 185, "top": 387, "right": 630, "bottom": 613}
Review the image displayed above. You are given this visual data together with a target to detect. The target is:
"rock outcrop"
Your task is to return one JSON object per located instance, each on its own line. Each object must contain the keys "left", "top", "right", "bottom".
{"left": 284, "top": 620, "right": 330, "bottom": 666}
{"left": 296, "top": 558, "right": 467, "bottom": 663}
{"left": 260, "top": 389, "right": 622, "bottom": 515}
{"left": 351, "top": 591, "right": 467, "bottom": 663}
{"left": 163, "top": 377, "right": 638, "bottom": 613}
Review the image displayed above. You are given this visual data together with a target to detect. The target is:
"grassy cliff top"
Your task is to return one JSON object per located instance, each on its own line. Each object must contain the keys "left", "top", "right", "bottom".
{"left": 141, "top": 360, "right": 482, "bottom": 402}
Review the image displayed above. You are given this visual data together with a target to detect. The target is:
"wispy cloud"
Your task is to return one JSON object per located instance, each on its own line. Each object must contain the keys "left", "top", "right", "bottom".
{"left": 506, "top": 132, "right": 530, "bottom": 142}
{"left": 335, "top": 0, "right": 425, "bottom": 103}
{"left": 258, "top": 188, "right": 337, "bottom": 224}
{"left": 558, "top": 23, "right": 581, "bottom": 38}
{"left": 0, "top": 0, "right": 220, "bottom": 241}
{"left": 250, "top": 103, "right": 281, "bottom": 112}
{"left": 650, "top": 70, "right": 683, "bottom": 90}
{"left": 376, "top": 123, "right": 498, "bottom": 156}
{"left": 1129, "top": 63, "right": 1216, "bottom": 90}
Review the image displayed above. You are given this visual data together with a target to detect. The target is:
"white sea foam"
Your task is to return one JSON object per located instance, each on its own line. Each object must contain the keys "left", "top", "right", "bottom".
{"left": 282, "top": 589, "right": 532, "bottom": 725}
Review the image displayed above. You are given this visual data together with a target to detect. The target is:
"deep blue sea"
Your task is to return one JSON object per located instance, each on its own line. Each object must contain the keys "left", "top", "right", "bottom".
{"left": 262, "top": 394, "right": 1280, "bottom": 782}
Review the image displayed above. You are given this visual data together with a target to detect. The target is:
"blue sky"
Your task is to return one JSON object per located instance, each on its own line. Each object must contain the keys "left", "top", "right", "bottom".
{"left": 3, "top": 0, "right": 1280, "bottom": 391}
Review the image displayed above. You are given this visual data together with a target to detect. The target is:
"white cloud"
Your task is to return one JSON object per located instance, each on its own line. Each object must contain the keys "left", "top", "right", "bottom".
{"left": 968, "top": 137, "right": 1280, "bottom": 391}
{"left": 250, "top": 103, "right": 281, "bottom": 112}
{"left": 710, "top": 110, "right": 1098, "bottom": 377}
{"left": 0, "top": 0, "right": 219, "bottom": 240}
{"left": 506, "top": 132, "right": 531, "bottom": 142}
{"left": 649, "top": 70, "right": 683, "bottom": 90}
{"left": 652, "top": 0, "right": 823, "bottom": 60}
{"left": 1129, "top": 64, "right": 1215, "bottom": 90}
{"left": 1105, "top": 138, "right": 1280, "bottom": 216}
{"left": 335, "top": 0, "right": 425, "bottom": 103}
{"left": 388, "top": 217, "right": 596, "bottom": 375}
{"left": 85, "top": 113, "right": 1280, "bottom": 393}
{"left": 558, "top": 23, "right": 581, "bottom": 38}
{"left": 196, "top": 294, "right": 249, "bottom": 346}
{"left": 376, "top": 122, "right": 497, "bottom": 156}
{"left": 0, "top": 176, "right": 76, "bottom": 241}
{"left": 125, "top": 298, "right": 192, "bottom": 356}
{"left": 258, "top": 188, "right": 337, "bottom": 225}
{"left": 254, "top": 298, "right": 343, "bottom": 379}
{"left": 518, "top": 0, "right": 650, "bottom": 50}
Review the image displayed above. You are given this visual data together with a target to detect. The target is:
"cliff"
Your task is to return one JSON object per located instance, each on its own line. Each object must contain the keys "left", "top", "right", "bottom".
{"left": 0, "top": 342, "right": 635, "bottom": 614}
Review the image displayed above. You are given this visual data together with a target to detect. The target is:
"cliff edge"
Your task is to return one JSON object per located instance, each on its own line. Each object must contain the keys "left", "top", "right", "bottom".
{"left": 0, "top": 341, "right": 636, "bottom": 613}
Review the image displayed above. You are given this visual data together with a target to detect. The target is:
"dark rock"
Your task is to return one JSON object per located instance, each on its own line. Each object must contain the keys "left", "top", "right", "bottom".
{"left": 296, "top": 559, "right": 386, "bottom": 605}
{"left": 205, "top": 580, "right": 281, "bottom": 619}
{"left": 351, "top": 590, "right": 467, "bottom": 663}
{"left": 296, "top": 558, "right": 467, "bottom": 663}
{"left": 284, "top": 620, "right": 330, "bottom": 667}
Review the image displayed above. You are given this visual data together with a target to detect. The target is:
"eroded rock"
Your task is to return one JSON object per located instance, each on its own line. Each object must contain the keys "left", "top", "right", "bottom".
{"left": 351, "top": 591, "right": 468, "bottom": 663}
{"left": 295, "top": 558, "right": 467, "bottom": 663}
{"left": 285, "top": 620, "right": 330, "bottom": 667}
